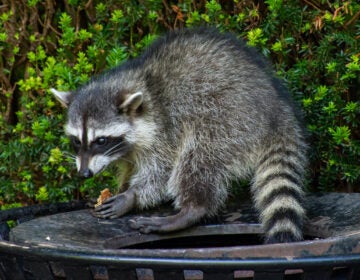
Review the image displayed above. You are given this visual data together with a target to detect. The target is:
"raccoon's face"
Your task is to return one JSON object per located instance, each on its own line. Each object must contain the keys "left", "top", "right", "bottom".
{"left": 65, "top": 121, "right": 132, "bottom": 178}
{"left": 51, "top": 88, "right": 144, "bottom": 178}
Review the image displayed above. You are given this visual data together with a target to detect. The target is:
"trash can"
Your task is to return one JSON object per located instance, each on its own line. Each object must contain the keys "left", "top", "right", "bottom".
{"left": 1, "top": 193, "right": 360, "bottom": 280}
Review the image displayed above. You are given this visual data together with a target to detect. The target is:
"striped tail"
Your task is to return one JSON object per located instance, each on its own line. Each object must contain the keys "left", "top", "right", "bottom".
{"left": 252, "top": 139, "right": 307, "bottom": 244}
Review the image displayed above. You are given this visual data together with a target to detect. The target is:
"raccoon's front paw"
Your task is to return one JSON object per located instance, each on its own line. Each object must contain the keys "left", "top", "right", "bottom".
{"left": 93, "top": 191, "right": 135, "bottom": 219}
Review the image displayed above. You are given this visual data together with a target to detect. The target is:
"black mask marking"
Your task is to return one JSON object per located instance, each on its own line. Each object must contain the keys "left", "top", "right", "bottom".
{"left": 90, "top": 136, "right": 129, "bottom": 157}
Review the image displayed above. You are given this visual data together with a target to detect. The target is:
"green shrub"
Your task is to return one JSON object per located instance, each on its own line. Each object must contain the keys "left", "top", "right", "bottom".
{"left": 0, "top": 0, "right": 359, "bottom": 208}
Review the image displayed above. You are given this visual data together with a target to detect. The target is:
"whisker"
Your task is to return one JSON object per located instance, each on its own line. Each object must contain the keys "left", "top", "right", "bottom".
{"left": 104, "top": 142, "right": 124, "bottom": 156}
{"left": 104, "top": 143, "right": 135, "bottom": 165}
{"left": 106, "top": 147, "right": 127, "bottom": 157}
{"left": 63, "top": 151, "right": 76, "bottom": 160}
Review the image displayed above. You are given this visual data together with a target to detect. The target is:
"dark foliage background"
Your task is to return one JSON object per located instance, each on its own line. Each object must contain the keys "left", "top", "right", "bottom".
{"left": 1, "top": 0, "right": 359, "bottom": 209}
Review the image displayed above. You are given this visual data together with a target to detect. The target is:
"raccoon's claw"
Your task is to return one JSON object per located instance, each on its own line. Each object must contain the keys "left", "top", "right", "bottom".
{"left": 93, "top": 206, "right": 119, "bottom": 219}
{"left": 93, "top": 190, "right": 136, "bottom": 219}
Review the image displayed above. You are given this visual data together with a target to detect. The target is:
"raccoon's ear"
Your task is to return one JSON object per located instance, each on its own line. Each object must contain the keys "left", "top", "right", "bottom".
{"left": 119, "top": 91, "right": 143, "bottom": 113}
{"left": 50, "top": 88, "right": 72, "bottom": 108}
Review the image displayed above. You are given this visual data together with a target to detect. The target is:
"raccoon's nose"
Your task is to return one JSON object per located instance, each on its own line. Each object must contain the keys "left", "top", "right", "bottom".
{"left": 79, "top": 168, "right": 93, "bottom": 178}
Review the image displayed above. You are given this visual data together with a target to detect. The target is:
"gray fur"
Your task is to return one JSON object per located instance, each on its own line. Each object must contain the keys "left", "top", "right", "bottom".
{"left": 53, "top": 28, "right": 307, "bottom": 243}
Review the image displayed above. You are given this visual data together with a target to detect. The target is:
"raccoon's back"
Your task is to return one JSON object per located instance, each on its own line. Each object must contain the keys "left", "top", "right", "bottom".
{"left": 142, "top": 28, "right": 274, "bottom": 100}
{"left": 140, "top": 28, "right": 301, "bottom": 143}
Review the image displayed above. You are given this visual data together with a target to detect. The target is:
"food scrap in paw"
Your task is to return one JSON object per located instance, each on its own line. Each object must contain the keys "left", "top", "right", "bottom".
{"left": 94, "top": 188, "right": 112, "bottom": 208}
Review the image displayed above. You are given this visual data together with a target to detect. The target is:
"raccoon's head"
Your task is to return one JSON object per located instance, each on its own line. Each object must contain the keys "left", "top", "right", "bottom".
{"left": 51, "top": 87, "right": 148, "bottom": 178}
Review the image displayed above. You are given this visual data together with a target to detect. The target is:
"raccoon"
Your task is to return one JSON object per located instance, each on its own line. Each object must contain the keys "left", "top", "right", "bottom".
{"left": 51, "top": 28, "right": 307, "bottom": 243}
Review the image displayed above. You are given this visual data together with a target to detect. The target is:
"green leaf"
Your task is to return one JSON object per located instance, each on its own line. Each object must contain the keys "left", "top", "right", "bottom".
{"left": 110, "top": 9, "right": 124, "bottom": 24}
{"left": 35, "top": 186, "right": 49, "bottom": 202}
{"left": 48, "top": 148, "right": 63, "bottom": 164}
{"left": 314, "top": 85, "right": 328, "bottom": 101}
{"left": 106, "top": 46, "right": 128, "bottom": 67}
{"left": 328, "top": 126, "right": 351, "bottom": 145}
{"left": 247, "top": 28, "right": 267, "bottom": 47}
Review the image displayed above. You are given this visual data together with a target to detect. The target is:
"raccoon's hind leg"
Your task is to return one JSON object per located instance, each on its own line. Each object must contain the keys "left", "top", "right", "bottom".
{"left": 129, "top": 141, "right": 228, "bottom": 234}
{"left": 129, "top": 179, "right": 225, "bottom": 234}
{"left": 252, "top": 140, "right": 307, "bottom": 243}
{"left": 129, "top": 205, "right": 207, "bottom": 234}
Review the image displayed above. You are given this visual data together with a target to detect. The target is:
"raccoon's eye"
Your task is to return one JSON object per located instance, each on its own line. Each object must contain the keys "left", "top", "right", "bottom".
{"left": 71, "top": 137, "right": 81, "bottom": 147}
{"left": 95, "top": 137, "right": 107, "bottom": 146}
{"left": 70, "top": 137, "right": 81, "bottom": 152}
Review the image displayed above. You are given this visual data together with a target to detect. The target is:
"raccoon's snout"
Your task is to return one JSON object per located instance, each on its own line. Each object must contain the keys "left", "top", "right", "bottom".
{"left": 76, "top": 154, "right": 114, "bottom": 177}
{"left": 79, "top": 168, "right": 93, "bottom": 178}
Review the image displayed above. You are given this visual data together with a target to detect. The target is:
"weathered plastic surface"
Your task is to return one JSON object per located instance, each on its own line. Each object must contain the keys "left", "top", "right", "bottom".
{"left": 1, "top": 193, "right": 360, "bottom": 280}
